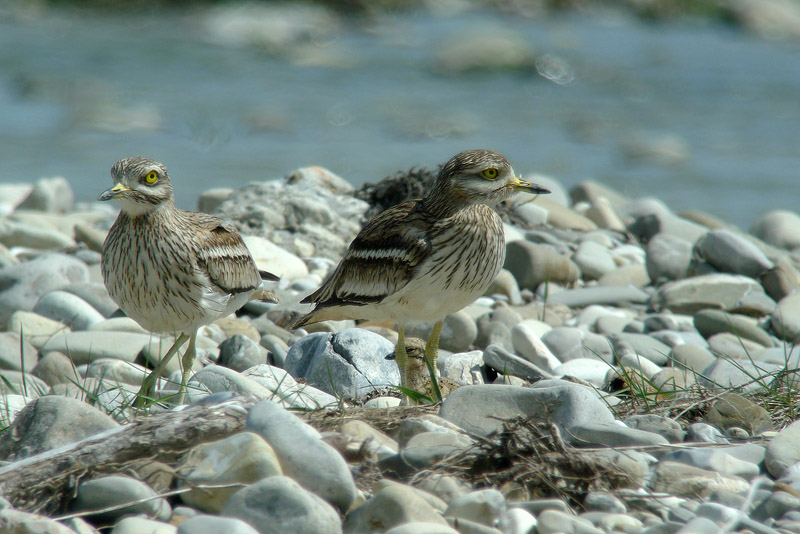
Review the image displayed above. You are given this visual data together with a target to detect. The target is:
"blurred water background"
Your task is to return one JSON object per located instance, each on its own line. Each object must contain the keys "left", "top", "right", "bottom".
{"left": 1, "top": 1, "right": 799, "bottom": 230}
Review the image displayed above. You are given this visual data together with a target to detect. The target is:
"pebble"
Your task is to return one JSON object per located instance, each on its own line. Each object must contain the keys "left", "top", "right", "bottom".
{"left": 396, "top": 414, "right": 466, "bottom": 448}
{"left": 656, "top": 273, "right": 773, "bottom": 314}
{"left": 553, "top": 358, "right": 610, "bottom": 386}
{"left": 693, "top": 309, "right": 775, "bottom": 346}
{"left": 623, "top": 198, "right": 707, "bottom": 243}
{"left": 0, "top": 395, "right": 119, "bottom": 460}
{"left": 765, "top": 420, "right": 800, "bottom": 478}
{"left": 649, "top": 461, "right": 750, "bottom": 498}
{"left": 0, "top": 331, "right": 38, "bottom": 372}
{"left": 0, "top": 394, "right": 32, "bottom": 427}
{"left": 547, "top": 286, "right": 650, "bottom": 308}
{"left": 536, "top": 509, "right": 604, "bottom": 534}
{"left": 243, "top": 364, "right": 338, "bottom": 409}
{"left": 89, "top": 317, "right": 147, "bottom": 334}
{"left": 543, "top": 327, "right": 613, "bottom": 364}
{"left": 583, "top": 491, "right": 627, "bottom": 513}
{"left": 501, "top": 508, "right": 538, "bottom": 534}
{"left": 670, "top": 344, "right": 717, "bottom": 372}
{"left": 285, "top": 328, "right": 400, "bottom": 400}
{"left": 439, "top": 381, "right": 614, "bottom": 437}
{"left": 694, "top": 229, "right": 774, "bottom": 278}
{"left": 84, "top": 358, "right": 150, "bottom": 386}
{"left": 482, "top": 344, "right": 552, "bottom": 382}
{"left": 177, "top": 515, "right": 259, "bottom": 534}
{"left": 384, "top": 523, "right": 459, "bottom": 534}
{"left": 698, "top": 358, "right": 783, "bottom": 393}
{"left": 573, "top": 240, "right": 617, "bottom": 280}
{"left": 761, "top": 256, "right": 800, "bottom": 301}
{"left": 246, "top": 400, "right": 357, "bottom": 512}
{"left": 40, "top": 331, "right": 154, "bottom": 365}
{"left": 685, "top": 422, "right": 730, "bottom": 444}
{"left": 646, "top": 233, "right": 693, "bottom": 283}
{"left": 437, "top": 350, "right": 484, "bottom": 385}
{"left": 770, "top": 291, "right": 800, "bottom": 341}
{"left": 71, "top": 474, "right": 170, "bottom": 523}
{"left": 241, "top": 234, "right": 309, "bottom": 280}
{"left": 485, "top": 268, "right": 523, "bottom": 305}
{"left": 624, "top": 414, "right": 685, "bottom": 443}
{"left": 112, "top": 517, "right": 177, "bottom": 534}
{"left": 0, "top": 218, "right": 74, "bottom": 250}
{"left": 222, "top": 476, "right": 342, "bottom": 534}
{"left": 339, "top": 419, "right": 398, "bottom": 455}
{"left": 707, "top": 332, "right": 767, "bottom": 359}
{"left": 177, "top": 432, "right": 282, "bottom": 513}
{"left": 750, "top": 210, "right": 800, "bottom": 250}
{"left": 400, "top": 431, "right": 473, "bottom": 471}
{"left": 0, "top": 507, "right": 79, "bottom": 534}
{"left": 569, "top": 421, "right": 669, "bottom": 448}
{"left": 504, "top": 241, "right": 580, "bottom": 290}
{"left": 7, "top": 310, "right": 71, "bottom": 350}
{"left": 0, "top": 370, "right": 48, "bottom": 398}
{"left": 0, "top": 253, "right": 89, "bottom": 325}
{"left": 510, "top": 323, "right": 562, "bottom": 371}
{"left": 218, "top": 334, "right": 269, "bottom": 372}
{"left": 343, "top": 484, "right": 449, "bottom": 533}
{"left": 61, "top": 282, "right": 119, "bottom": 318}
{"left": 661, "top": 448, "right": 760, "bottom": 480}
{"left": 445, "top": 488, "right": 506, "bottom": 526}
{"left": 610, "top": 332, "right": 671, "bottom": 365}
{"left": 704, "top": 392, "right": 774, "bottom": 435}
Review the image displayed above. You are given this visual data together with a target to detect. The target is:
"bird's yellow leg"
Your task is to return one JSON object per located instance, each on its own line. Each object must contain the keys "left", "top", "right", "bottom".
{"left": 176, "top": 330, "right": 198, "bottom": 405}
{"left": 425, "top": 320, "right": 444, "bottom": 402}
{"left": 425, "top": 321, "right": 443, "bottom": 374}
{"left": 136, "top": 332, "right": 190, "bottom": 408}
{"left": 395, "top": 326, "right": 409, "bottom": 405}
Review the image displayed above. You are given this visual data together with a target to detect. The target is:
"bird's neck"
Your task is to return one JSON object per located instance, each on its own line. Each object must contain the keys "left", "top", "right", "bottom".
{"left": 119, "top": 198, "right": 176, "bottom": 220}
{"left": 422, "top": 182, "right": 473, "bottom": 218}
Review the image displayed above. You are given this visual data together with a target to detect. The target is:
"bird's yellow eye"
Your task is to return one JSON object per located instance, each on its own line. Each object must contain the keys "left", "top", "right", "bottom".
{"left": 481, "top": 168, "right": 499, "bottom": 180}
{"left": 144, "top": 171, "right": 158, "bottom": 185}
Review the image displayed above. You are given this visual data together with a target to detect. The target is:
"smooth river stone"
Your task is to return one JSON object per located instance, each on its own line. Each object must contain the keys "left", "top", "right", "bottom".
{"left": 750, "top": 210, "right": 800, "bottom": 250}
{"left": 223, "top": 476, "right": 342, "bottom": 534}
{"left": 694, "top": 229, "right": 774, "bottom": 278}
{"left": 546, "top": 286, "right": 650, "bottom": 308}
{"left": 0, "top": 253, "right": 89, "bottom": 325}
{"left": 0, "top": 395, "right": 119, "bottom": 460}
{"left": 33, "top": 290, "right": 105, "bottom": 331}
{"left": 439, "top": 381, "right": 614, "bottom": 437}
{"left": 40, "top": 331, "right": 155, "bottom": 365}
{"left": 693, "top": 309, "right": 774, "bottom": 347}
{"left": 655, "top": 273, "right": 773, "bottom": 315}
{"left": 246, "top": 400, "right": 357, "bottom": 512}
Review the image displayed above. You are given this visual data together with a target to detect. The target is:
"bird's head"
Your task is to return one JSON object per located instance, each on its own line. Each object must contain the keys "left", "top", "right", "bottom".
{"left": 98, "top": 157, "right": 173, "bottom": 216}
{"left": 433, "top": 149, "right": 549, "bottom": 207}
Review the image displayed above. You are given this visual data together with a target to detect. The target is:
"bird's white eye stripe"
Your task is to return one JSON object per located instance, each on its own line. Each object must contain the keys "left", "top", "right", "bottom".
{"left": 350, "top": 247, "right": 412, "bottom": 262}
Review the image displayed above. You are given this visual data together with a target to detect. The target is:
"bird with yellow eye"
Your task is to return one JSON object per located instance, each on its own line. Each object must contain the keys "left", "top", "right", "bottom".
{"left": 99, "top": 157, "right": 279, "bottom": 405}
{"left": 294, "top": 149, "right": 549, "bottom": 402}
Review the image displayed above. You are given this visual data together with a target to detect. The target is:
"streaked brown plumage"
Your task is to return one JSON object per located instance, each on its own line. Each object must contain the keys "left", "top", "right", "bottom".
{"left": 294, "top": 149, "right": 549, "bottom": 401}
{"left": 100, "top": 157, "right": 278, "bottom": 404}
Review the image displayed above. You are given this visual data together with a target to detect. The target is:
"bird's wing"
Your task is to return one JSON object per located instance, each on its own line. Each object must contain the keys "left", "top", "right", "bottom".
{"left": 191, "top": 215, "right": 269, "bottom": 295}
{"left": 302, "top": 200, "right": 431, "bottom": 307}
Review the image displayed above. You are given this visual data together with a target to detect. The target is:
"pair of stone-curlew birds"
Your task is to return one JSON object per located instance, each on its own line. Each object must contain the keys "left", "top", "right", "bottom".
{"left": 98, "top": 150, "right": 549, "bottom": 404}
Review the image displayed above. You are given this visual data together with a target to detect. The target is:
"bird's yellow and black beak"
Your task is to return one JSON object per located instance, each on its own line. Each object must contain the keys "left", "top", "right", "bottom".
{"left": 98, "top": 183, "right": 132, "bottom": 201}
{"left": 510, "top": 176, "right": 550, "bottom": 195}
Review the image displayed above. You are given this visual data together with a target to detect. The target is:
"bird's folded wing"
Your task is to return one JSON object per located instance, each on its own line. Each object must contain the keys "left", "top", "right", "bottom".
{"left": 303, "top": 201, "right": 430, "bottom": 306}
{"left": 194, "top": 218, "right": 263, "bottom": 294}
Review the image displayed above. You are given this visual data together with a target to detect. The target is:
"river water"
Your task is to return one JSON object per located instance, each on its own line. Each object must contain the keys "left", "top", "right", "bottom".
{"left": 1, "top": 5, "right": 798, "bottom": 230}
